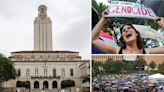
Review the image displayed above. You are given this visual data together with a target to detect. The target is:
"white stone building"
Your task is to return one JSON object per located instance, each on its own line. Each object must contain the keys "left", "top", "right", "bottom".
{"left": 5, "top": 5, "right": 90, "bottom": 91}
{"left": 7, "top": 51, "right": 89, "bottom": 90}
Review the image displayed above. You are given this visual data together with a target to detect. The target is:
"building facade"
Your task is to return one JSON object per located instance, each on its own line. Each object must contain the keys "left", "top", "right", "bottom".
{"left": 92, "top": 55, "right": 123, "bottom": 63}
{"left": 144, "top": 55, "right": 164, "bottom": 65}
{"left": 92, "top": 55, "right": 164, "bottom": 67}
{"left": 7, "top": 51, "right": 89, "bottom": 90}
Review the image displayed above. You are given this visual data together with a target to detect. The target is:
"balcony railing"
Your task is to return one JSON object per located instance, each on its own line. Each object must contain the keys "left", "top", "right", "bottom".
{"left": 31, "top": 75, "right": 60, "bottom": 79}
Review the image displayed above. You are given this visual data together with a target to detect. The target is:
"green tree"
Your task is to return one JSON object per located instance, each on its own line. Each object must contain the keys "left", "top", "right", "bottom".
{"left": 103, "top": 58, "right": 115, "bottom": 73}
{"left": 114, "top": 60, "right": 124, "bottom": 73}
{"left": 102, "top": 58, "right": 124, "bottom": 74}
{"left": 82, "top": 75, "right": 90, "bottom": 83}
{"left": 61, "top": 80, "right": 75, "bottom": 88}
{"left": 124, "top": 62, "right": 134, "bottom": 71}
{"left": 92, "top": 0, "right": 106, "bottom": 15}
{"left": 92, "top": 60, "right": 103, "bottom": 76}
{"left": 134, "top": 56, "right": 147, "bottom": 71}
{"left": 0, "top": 54, "right": 16, "bottom": 86}
{"left": 148, "top": 61, "right": 156, "bottom": 70}
{"left": 18, "top": 81, "right": 30, "bottom": 88}
{"left": 158, "top": 61, "right": 164, "bottom": 74}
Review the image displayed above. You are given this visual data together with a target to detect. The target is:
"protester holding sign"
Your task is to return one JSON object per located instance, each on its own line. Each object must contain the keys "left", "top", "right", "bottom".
{"left": 92, "top": 8, "right": 164, "bottom": 54}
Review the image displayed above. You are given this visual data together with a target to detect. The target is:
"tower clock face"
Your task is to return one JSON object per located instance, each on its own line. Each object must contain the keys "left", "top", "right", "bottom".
{"left": 40, "top": 7, "right": 45, "bottom": 14}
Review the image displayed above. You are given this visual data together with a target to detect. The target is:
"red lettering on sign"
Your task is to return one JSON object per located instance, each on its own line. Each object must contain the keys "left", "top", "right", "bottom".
{"left": 116, "top": 6, "right": 120, "bottom": 13}
{"left": 121, "top": 6, "right": 127, "bottom": 13}
{"left": 132, "top": 7, "right": 137, "bottom": 14}
{"left": 140, "top": 8, "right": 147, "bottom": 15}
{"left": 147, "top": 8, "right": 155, "bottom": 17}
{"left": 127, "top": 6, "right": 132, "bottom": 14}
{"left": 137, "top": 7, "right": 141, "bottom": 15}
{"left": 107, "top": 4, "right": 155, "bottom": 18}
{"left": 108, "top": 6, "right": 114, "bottom": 13}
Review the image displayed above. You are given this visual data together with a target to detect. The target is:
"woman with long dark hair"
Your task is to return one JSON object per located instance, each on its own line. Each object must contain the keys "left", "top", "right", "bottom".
{"left": 92, "top": 9, "right": 164, "bottom": 54}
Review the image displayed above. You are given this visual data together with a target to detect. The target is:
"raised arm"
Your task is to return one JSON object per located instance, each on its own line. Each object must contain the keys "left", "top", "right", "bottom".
{"left": 92, "top": 9, "right": 120, "bottom": 54}
{"left": 92, "top": 15, "right": 106, "bottom": 42}
{"left": 146, "top": 46, "right": 164, "bottom": 54}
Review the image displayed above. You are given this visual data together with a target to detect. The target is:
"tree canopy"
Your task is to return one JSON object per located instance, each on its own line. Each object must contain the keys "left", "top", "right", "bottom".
{"left": 92, "top": 56, "right": 149, "bottom": 76}
{"left": 158, "top": 61, "right": 164, "bottom": 74}
{"left": 0, "top": 53, "right": 16, "bottom": 82}
{"left": 134, "top": 56, "right": 147, "bottom": 70}
{"left": 148, "top": 61, "right": 156, "bottom": 70}
{"left": 92, "top": 60, "right": 103, "bottom": 76}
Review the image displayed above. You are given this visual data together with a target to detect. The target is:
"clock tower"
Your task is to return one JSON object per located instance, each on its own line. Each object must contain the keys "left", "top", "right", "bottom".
{"left": 34, "top": 5, "right": 52, "bottom": 51}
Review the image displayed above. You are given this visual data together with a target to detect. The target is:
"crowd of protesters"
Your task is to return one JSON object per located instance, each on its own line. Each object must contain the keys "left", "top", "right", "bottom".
{"left": 92, "top": 73, "right": 164, "bottom": 92}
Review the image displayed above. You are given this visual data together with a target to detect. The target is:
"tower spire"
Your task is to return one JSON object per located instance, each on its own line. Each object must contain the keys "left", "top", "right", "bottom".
{"left": 38, "top": 5, "right": 47, "bottom": 18}
{"left": 34, "top": 5, "right": 53, "bottom": 51}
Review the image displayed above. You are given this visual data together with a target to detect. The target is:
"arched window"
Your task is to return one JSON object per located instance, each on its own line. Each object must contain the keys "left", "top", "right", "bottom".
{"left": 34, "top": 81, "right": 39, "bottom": 88}
{"left": 52, "top": 81, "right": 57, "bottom": 88}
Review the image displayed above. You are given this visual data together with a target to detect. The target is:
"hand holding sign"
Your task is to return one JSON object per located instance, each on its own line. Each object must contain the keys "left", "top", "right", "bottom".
{"left": 102, "top": 8, "right": 109, "bottom": 18}
{"left": 155, "top": 17, "right": 164, "bottom": 29}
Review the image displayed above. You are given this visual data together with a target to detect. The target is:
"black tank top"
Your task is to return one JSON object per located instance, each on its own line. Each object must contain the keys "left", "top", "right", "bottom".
{"left": 118, "top": 47, "right": 146, "bottom": 54}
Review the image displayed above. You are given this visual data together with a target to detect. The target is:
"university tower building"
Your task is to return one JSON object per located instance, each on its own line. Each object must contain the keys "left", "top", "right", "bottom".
{"left": 6, "top": 5, "right": 89, "bottom": 91}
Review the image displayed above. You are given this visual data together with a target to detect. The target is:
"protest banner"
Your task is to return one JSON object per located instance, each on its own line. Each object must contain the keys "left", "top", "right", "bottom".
{"left": 106, "top": 1, "right": 156, "bottom": 19}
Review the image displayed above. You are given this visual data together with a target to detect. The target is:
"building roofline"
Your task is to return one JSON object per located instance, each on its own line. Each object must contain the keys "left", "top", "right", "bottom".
{"left": 12, "top": 60, "right": 87, "bottom": 62}
{"left": 11, "top": 50, "right": 79, "bottom": 53}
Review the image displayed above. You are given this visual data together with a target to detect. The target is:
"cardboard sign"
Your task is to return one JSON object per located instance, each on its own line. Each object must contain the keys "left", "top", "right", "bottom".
{"left": 106, "top": 1, "right": 156, "bottom": 19}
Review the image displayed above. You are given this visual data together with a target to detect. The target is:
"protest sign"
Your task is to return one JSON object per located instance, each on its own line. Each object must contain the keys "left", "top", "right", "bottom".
{"left": 106, "top": 1, "right": 156, "bottom": 19}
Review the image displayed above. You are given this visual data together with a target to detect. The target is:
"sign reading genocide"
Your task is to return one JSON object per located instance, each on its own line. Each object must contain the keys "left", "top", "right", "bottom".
{"left": 106, "top": 1, "right": 156, "bottom": 19}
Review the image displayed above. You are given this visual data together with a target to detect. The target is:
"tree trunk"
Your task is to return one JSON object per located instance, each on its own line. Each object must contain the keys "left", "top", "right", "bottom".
{"left": 0, "top": 81, "right": 2, "bottom": 87}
